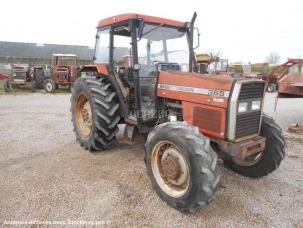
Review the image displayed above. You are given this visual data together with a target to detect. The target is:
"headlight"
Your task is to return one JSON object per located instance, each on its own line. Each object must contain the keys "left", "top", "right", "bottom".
{"left": 238, "top": 102, "right": 248, "bottom": 113}
{"left": 251, "top": 100, "right": 261, "bottom": 110}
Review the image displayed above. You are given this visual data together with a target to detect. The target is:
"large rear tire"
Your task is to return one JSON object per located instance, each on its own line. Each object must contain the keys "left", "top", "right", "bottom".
{"left": 71, "top": 77, "right": 120, "bottom": 151}
{"left": 35, "top": 70, "right": 45, "bottom": 89}
{"left": 224, "top": 114, "right": 285, "bottom": 178}
{"left": 145, "top": 122, "right": 220, "bottom": 212}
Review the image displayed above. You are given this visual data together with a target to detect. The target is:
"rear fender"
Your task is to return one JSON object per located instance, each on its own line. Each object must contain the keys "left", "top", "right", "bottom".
{"left": 79, "top": 64, "right": 109, "bottom": 76}
{"left": 79, "top": 64, "right": 128, "bottom": 118}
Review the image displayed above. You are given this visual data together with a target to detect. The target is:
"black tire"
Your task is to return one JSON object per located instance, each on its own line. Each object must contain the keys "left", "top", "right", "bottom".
{"left": 267, "top": 83, "right": 276, "bottom": 93}
{"left": 71, "top": 77, "right": 120, "bottom": 151}
{"left": 3, "top": 79, "right": 10, "bottom": 92}
{"left": 31, "top": 81, "right": 36, "bottom": 92}
{"left": 68, "top": 84, "right": 72, "bottom": 93}
{"left": 224, "top": 114, "right": 285, "bottom": 178}
{"left": 44, "top": 79, "right": 56, "bottom": 93}
{"left": 145, "top": 122, "right": 220, "bottom": 213}
{"left": 35, "top": 70, "right": 45, "bottom": 89}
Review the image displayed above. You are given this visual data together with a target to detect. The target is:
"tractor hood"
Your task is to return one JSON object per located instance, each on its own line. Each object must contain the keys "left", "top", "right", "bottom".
{"left": 157, "top": 71, "right": 235, "bottom": 108}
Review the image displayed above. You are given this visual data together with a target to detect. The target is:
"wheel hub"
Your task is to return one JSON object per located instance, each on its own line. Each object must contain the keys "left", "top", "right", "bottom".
{"left": 161, "top": 154, "right": 181, "bottom": 180}
{"left": 76, "top": 94, "right": 92, "bottom": 137}
{"left": 151, "top": 142, "right": 190, "bottom": 197}
{"left": 81, "top": 102, "right": 92, "bottom": 128}
{"left": 46, "top": 83, "right": 52, "bottom": 91}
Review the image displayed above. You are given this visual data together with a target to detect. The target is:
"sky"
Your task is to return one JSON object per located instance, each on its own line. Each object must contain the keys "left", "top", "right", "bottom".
{"left": 0, "top": 0, "right": 302, "bottom": 63}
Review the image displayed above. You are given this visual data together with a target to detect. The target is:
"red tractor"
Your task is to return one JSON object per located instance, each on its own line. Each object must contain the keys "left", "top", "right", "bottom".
{"left": 3, "top": 64, "right": 30, "bottom": 92}
{"left": 44, "top": 54, "right": 79, "bottom": 93}
{"left": 196, "top": 53, "right": 231, "bottom": 76}
{"left": 270, "top": 59, "right": 303, "bottom": 95}
{"left": 70, "top": 13, "right": 285, "bottom": 212}
{"left": 3, "top": 64, "right": 47, "bottom": 92}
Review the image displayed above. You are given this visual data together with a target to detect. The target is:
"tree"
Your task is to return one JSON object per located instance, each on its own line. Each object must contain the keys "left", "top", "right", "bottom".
{"left": 265, "top": 52, "right": 281, "bottom": 64}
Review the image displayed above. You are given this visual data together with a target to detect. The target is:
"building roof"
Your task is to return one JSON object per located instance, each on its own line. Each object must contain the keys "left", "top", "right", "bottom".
{"left": 98, "top": 13, "right": 185, "bottom": 28}
{"left": 0, "top": 41, "right": 94, "bottom": 60}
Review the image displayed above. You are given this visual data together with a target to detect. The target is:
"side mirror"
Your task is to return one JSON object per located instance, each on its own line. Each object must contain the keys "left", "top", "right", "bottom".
{"left": 193, "top": 27, "right": 200, "bottom": 49}
{"left": 138, "top": 20, "right": 145, "bottom": 38}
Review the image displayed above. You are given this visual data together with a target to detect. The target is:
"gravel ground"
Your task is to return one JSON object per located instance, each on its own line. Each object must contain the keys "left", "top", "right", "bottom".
{"left": 0, "top": 92, "right": 302, "bottom": 227}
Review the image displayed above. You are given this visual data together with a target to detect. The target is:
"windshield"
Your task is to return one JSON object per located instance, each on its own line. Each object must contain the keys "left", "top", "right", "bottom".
{"left": 56, "top": 57, "right": 76, "bottom": 65}
{"left": 138, "top": 24, "right": 189, "bottom": 71}
{"left": 94, "top": 29, "right": 110, "bottom": 64}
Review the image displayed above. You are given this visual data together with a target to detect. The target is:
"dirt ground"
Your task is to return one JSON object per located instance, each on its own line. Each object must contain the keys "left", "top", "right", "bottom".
{"left": 0, "top": 92, "right": 302, "bottom": 227}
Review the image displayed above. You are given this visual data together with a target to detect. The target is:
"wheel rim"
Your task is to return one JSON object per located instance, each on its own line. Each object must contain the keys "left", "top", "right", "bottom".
{"left": 46, "top": 82, "right": 53, "bottom": 92}
{"left": 76, "top": 94, "right": 92, "bottom": 137}
{"left": 151, "top": 141, "right": 190, "bottom": 198}
{"left": 232, "top": 151, "right": 264, "bottom": 166}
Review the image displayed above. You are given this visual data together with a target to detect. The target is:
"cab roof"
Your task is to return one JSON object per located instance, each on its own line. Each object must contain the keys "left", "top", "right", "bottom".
{"left": 97, "top": 13, "right": 186, "bottom": 28}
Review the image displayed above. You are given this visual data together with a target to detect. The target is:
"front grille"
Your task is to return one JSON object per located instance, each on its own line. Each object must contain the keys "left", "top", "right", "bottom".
{"left": 58, "top": 72, "right": 68, "bottom": 80}
{"left": 238, "top": 82, "right": 264, "bottom": 100}
{"left": 14, "top": 72, "right": 26, "bottom": 80}
{"left": 235, "top": 82, "right": 264, "bottom": 139}
{"left": 193, "top": 107, "right": 222, "bottom": 134}
{"left": 235, "top": 111, "right": 261, "bottom": 138}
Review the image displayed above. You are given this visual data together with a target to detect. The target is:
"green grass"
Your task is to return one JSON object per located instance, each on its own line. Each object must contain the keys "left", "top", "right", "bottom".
{"left": 0, "top": 80, "right": 4, "bottom": 94}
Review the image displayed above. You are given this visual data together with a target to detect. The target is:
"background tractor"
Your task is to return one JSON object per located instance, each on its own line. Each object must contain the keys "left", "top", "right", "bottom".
{"left": 44, "top": 54, "right": 79, "bottom": 93}
{"left": 275, "top": 59, "right": 303, "bottom": 96}
{"left": 196, "top": 53, "right": 230, "bottom": 76}
{"left": 3, "top": 64, "right": 47, "bottom": 92}
{"left": 70, "top": 13, "right": 285, "bottom": 212}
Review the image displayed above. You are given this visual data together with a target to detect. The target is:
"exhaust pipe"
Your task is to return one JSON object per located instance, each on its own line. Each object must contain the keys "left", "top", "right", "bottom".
{"left": 189, "top": 12, "right": 197, "bottom": 72}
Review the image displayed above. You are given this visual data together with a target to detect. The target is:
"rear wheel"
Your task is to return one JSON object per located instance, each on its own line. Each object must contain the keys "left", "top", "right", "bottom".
{"left": 35, "top": 70, "right": 45, "bottom": 89}
{"left": 224, "top": 114, "right": 285, "bottom": 177}
{"left": 44, "top": 79, "right": 55, "bottom": 93}
{"left": 71, "top": 77, "right": 120, "bottom": 151}
{"left": 145, "top": 122, "right": 220, "bottom": 212}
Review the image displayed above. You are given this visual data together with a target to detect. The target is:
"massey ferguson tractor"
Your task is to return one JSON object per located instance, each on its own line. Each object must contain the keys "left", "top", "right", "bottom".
{"left": 44, "top": 54, "right": 79, "bottom": 93}
{"left": 70, "top": 13, "right": 285, "bottom": 212}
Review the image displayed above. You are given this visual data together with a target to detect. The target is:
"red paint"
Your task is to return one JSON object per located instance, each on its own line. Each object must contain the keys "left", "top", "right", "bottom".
{"left": 98, "top": 13, "right": 185, "bottom": 28}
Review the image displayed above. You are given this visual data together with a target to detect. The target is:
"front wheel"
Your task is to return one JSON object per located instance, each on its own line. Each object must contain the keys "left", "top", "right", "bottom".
{"left": 145, "top": 122, "right": 220, "bottom": 212}
{"left": 224, "top": 114, "right": 285, "bottom": 178}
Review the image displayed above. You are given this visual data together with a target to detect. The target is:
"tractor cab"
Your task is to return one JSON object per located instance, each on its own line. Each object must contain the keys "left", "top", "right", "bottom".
{"left": 44, "top": 54, "right": 80, "bottom": 93}
{"left": 90, "top": 14, "right": 197, "bottom": 123}
{"left": 51, "top": 54, "right": 79, "bottom": 84}
{"left": 196, "top": 53, "right": 230, "bottom": 76}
